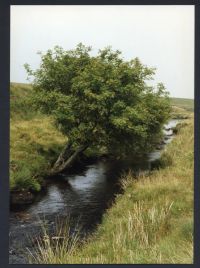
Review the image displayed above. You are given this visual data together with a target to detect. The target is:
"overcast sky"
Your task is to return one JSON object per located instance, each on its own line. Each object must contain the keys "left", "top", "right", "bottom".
{"left": 11, "top": 5, "right": 194, "bottom": 99}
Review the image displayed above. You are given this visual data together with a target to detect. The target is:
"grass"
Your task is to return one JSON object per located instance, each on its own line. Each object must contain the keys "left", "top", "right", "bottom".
{"left": 27, "top": 217, "right": 81, "bottom": 264}
{"left": 10, "top": 83, "right": 66, "bottom": 192}
{"left": 170, "top": 97, "right": 194, "bottom": 112}
{"left": 29, "top": 116, "right": 194, "bottom": 264}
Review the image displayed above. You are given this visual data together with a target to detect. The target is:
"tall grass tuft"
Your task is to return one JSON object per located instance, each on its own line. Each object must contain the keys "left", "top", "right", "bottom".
{"left": 28, "top": 217, "right": 81, "bottom": 264}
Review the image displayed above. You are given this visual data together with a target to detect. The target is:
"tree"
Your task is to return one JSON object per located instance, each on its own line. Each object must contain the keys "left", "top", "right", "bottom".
{"left": 25, "top": 43, "right": 171, "bottom": 175}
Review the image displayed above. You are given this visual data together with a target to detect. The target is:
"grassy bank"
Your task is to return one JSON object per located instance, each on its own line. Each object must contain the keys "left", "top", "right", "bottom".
{"left": 10, "top": 83, "right": 66, "bottom": 192}
{"left": 31, "top": 117, "right": 193, "bottom": 264}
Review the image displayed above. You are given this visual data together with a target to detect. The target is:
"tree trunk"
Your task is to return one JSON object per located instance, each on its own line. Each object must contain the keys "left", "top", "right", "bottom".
{"left": 52, "top": 142, "right": 72, "bottom": 171}
{"left": 50, "top": 143, "right": 88, "bottom": 176}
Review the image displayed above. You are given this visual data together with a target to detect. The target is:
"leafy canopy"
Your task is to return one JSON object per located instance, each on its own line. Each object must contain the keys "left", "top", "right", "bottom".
{"left": 25, "top": 43, "right": 171, "bottom": 156}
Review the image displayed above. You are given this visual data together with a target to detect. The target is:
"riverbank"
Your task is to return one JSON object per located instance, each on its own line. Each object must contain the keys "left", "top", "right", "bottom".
{"left": 31, "top": 116, "right": 193, "bottom": 264}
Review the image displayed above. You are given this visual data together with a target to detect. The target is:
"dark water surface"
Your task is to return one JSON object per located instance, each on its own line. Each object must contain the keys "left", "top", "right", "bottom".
{"left": 9, "top": 120, "right": 179, "bottom": 264}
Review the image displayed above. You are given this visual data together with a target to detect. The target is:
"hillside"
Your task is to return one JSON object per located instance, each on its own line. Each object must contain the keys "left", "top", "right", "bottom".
{"left": 170, "top": 97, "right": 194, "bottom": 112}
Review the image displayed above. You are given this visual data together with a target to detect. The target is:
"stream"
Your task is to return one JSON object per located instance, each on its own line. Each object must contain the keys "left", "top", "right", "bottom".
{"left": 9, "top": 119, "right": 180, "bottom": 264}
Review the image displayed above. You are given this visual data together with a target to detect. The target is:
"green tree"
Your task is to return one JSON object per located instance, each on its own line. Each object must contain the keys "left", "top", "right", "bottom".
{"left": 25, "top": 44, "right": 171, "bottom": 174}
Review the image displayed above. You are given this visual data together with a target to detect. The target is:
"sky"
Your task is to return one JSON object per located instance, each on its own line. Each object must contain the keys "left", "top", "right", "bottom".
{"left": 11, "top": 5, "right": 194, "bottom": 99}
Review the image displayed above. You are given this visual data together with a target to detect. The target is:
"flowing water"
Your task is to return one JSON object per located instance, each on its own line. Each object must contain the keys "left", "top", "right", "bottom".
{"left": 9, "top": 119, "right": 179, "bottom": 264}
